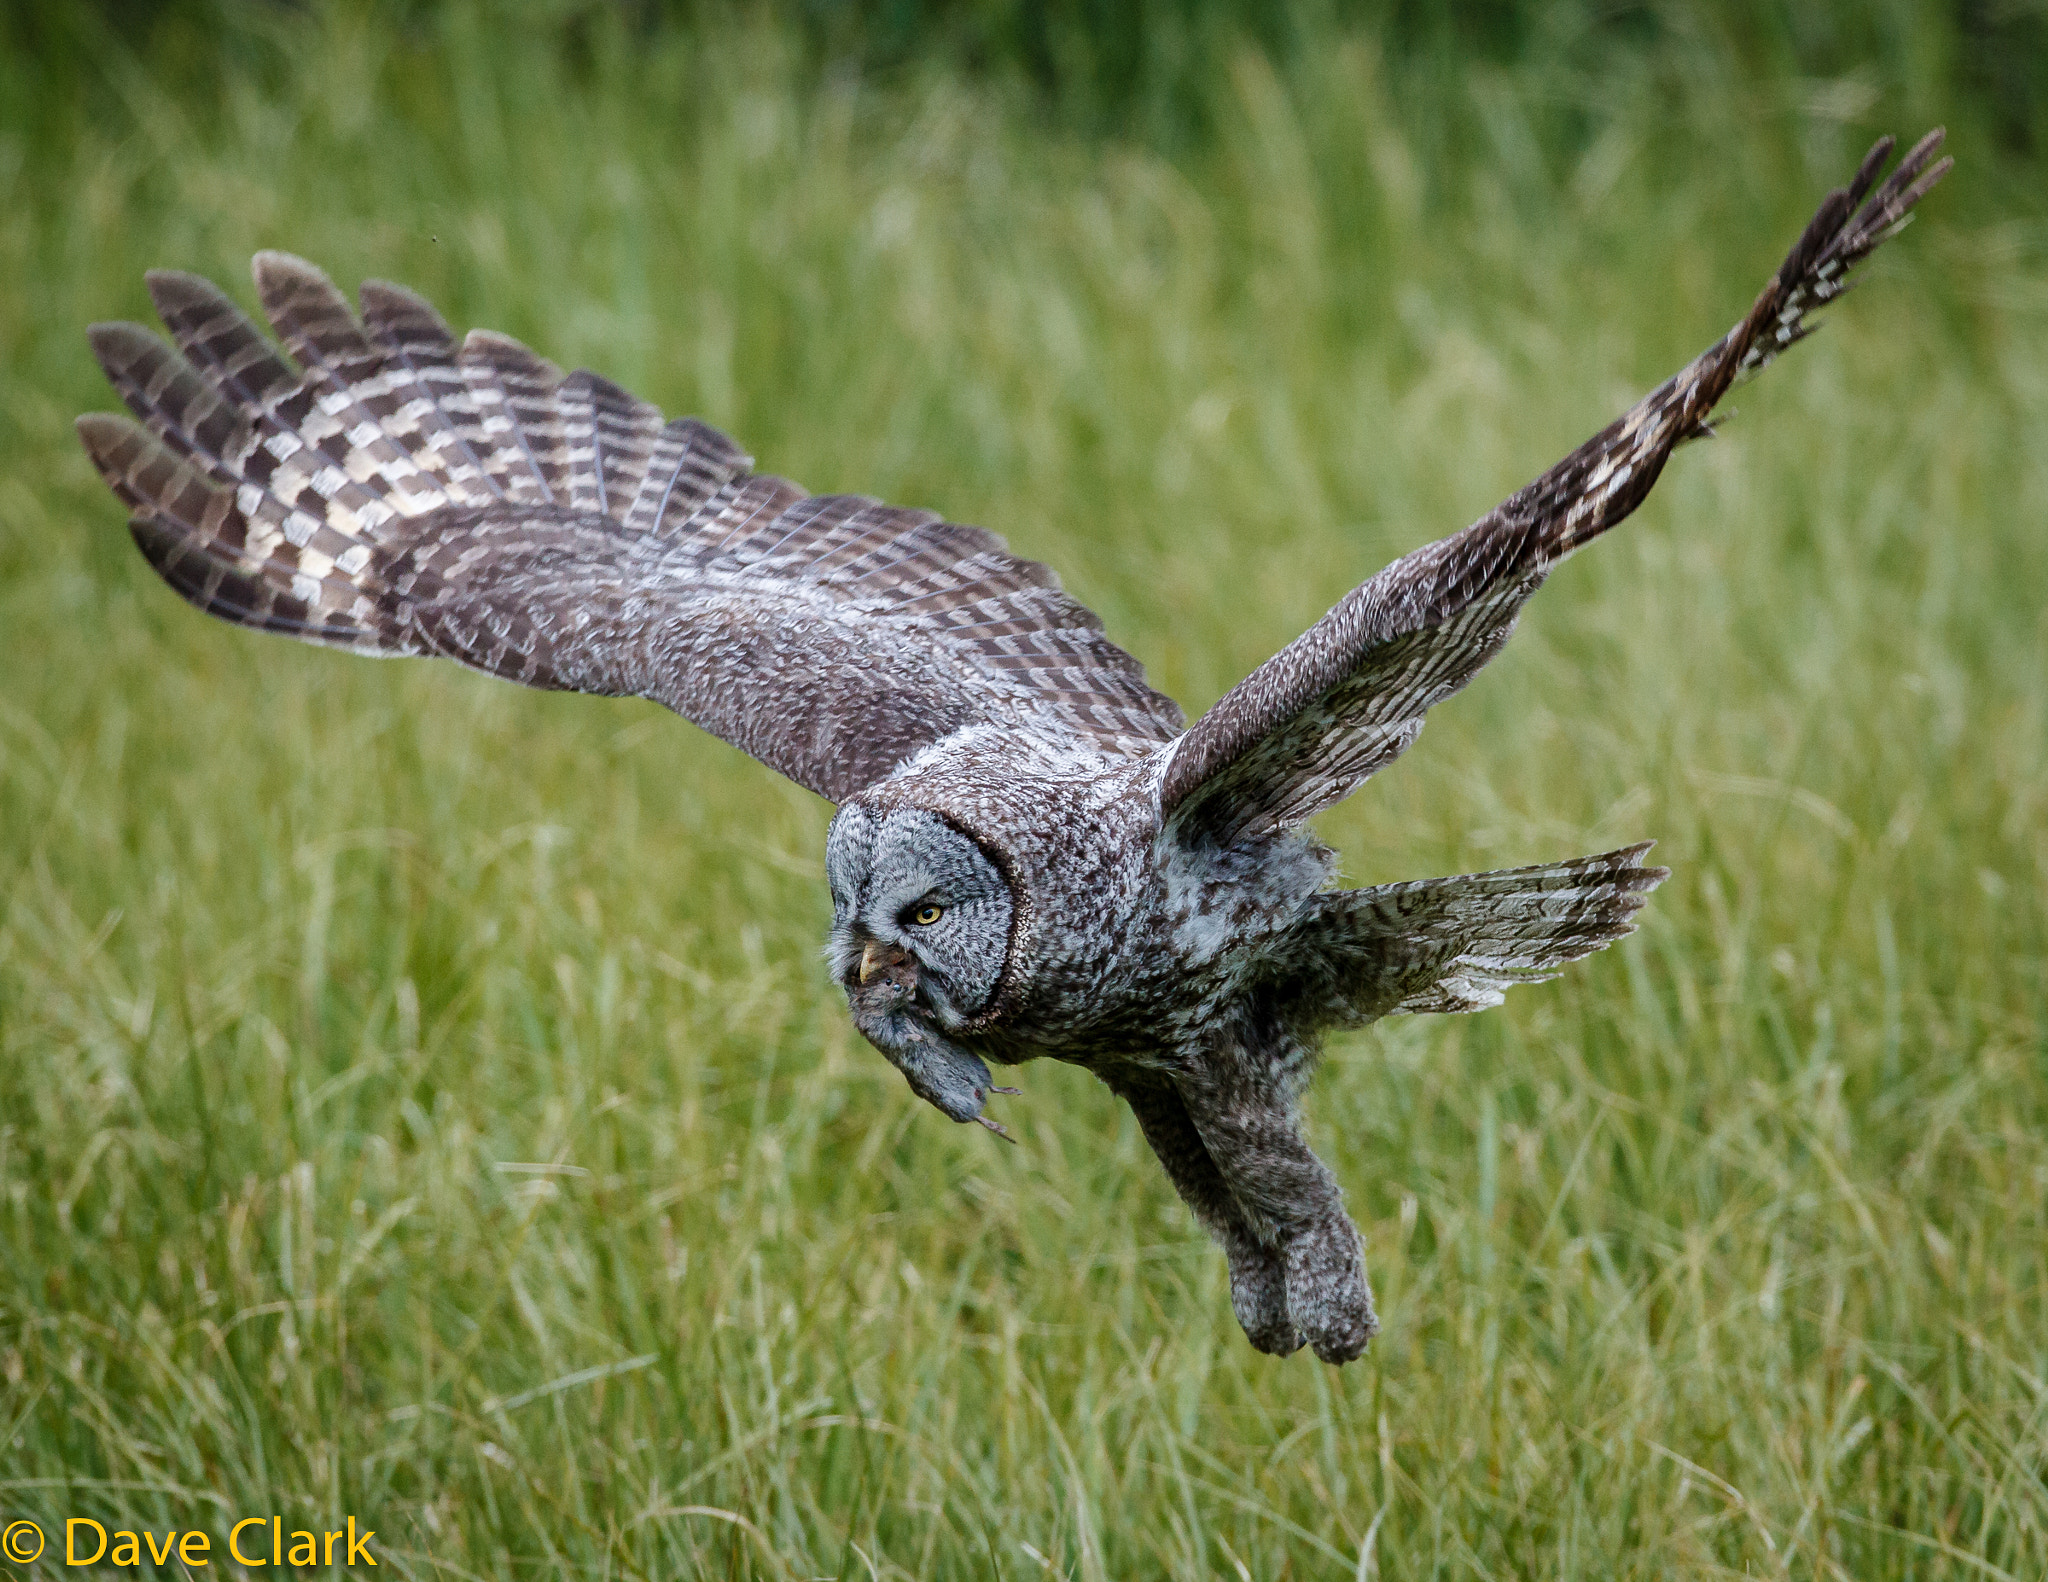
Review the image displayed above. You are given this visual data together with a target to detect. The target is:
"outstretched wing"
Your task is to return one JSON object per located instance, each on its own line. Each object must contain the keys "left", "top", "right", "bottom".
{"left": 1160, "top": 131, "right": 1950, "bottom": 845}
{"left": 1277, "top": 844, "right": 1670, "bottom": 1024}
{"left": 78, "top": 255, "right": 1184, "bottom": 803}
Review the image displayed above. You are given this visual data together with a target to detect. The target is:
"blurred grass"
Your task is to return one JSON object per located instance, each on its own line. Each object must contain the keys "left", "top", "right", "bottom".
{"left": 3, "top": 3, "right": 2046, "bottom": 1577}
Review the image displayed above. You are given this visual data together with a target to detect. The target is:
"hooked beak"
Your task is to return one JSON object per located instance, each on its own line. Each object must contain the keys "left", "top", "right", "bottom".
{"left": 858, "top": 938, "right": 909, "bottom": 985}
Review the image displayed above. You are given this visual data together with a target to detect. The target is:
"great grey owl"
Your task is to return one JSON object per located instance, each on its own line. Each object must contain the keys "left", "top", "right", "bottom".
{"left": 78, "top": 132, "right": 1947, "bottom": 1363}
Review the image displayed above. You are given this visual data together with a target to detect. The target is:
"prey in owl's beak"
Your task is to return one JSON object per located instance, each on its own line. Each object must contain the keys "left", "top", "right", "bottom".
{"left": 857, "top": 937, "right": 914, "bottom": 989}
{"left": 841, "top": 930, "right": 1017, "bottom": 1138}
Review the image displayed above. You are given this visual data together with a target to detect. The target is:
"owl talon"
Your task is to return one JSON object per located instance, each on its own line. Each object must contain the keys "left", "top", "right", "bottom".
{"left": 1285, "top": 1218, "right": 1377, "bottom": 1364}
{"left": 1228, "top": 1248, "right": 1301, "bottom": 1355}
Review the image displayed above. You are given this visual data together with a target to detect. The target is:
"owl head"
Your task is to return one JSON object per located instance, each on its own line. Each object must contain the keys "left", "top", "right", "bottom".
{"left": 824, "top": 806, "right": 1016, "bottom": 1024}
{"left": 824, "top": 805, "right": 1022, "bottom": 1125}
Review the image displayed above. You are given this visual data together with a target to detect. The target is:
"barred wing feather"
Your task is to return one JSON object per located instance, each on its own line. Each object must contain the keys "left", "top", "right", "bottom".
{"left": 1160, "top": 131, "right": 1949, "bottom": 845}
{"left": 79, "top": 254, "right": 1185, "bottom": 803}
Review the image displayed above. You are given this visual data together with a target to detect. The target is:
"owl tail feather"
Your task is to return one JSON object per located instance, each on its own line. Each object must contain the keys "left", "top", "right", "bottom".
{"left": 1285, "top": 844, "right": 1670, "bottom": 1024}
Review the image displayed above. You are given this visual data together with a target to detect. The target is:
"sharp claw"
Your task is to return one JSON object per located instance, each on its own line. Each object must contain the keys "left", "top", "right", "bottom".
{"left": 975, "top": 1114, "right": 1017, "bottom": 1143}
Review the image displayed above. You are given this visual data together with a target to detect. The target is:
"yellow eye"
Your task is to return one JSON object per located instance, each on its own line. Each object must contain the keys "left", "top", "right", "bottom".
{"left": 911, "top": 903, "right": 944, "bottom": 927}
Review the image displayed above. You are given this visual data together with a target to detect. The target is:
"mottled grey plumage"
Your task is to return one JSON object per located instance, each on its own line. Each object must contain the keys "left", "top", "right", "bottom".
{"left": 78, "top": 133, "right": 1948, "bottom": 1363}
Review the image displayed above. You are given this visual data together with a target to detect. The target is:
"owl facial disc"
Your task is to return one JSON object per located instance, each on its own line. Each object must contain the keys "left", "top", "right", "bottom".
{"left": 824, "top": 807, "right": 1012, "bottom": 1026}
{"left": 824, "top": 806, "right": 1018, "bottom": 1128}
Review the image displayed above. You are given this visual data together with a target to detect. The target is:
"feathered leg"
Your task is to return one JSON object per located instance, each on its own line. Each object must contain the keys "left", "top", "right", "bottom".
{"left": 1171, "top": 1028, "right": 1377, "bottom": 1364}
{"left": 1106, "top": 1071, "right": 1302, "bottom": 1355}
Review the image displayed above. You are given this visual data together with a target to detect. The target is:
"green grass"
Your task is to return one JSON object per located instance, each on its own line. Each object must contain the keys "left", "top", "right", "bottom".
{"left": 4, "top": 5, "right": 2046, "bottom": 1577}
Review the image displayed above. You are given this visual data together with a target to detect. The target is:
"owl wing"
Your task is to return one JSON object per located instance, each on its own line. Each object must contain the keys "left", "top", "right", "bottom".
{"left": 1159, "top": 131, "right": 1949, "bottom": 845}
{"left": 79, "top": 255, "right": 1185, "bottom": 804}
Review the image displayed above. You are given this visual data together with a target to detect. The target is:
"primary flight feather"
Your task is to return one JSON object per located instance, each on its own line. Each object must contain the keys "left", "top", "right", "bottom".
{"left": 79, "top": 131, "right": 1949, "bottom": 1362}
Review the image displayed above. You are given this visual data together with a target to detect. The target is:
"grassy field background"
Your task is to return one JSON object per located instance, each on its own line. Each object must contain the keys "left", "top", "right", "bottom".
{"left": 3, "top": 3, "right": 2045, "bottom": 1576}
